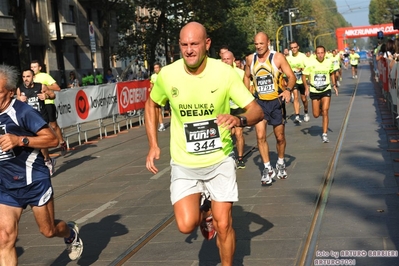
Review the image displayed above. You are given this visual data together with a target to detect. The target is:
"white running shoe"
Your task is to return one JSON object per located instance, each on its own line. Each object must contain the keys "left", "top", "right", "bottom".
{"left": 304, "top": 113, "right": 310, "bottom": 122}
{"left": 336, "top": 80, "right": 341, "bottom": 87}
{"left": 276, "top": 163, "right": 288, "bottom": 179}
{"left": 158, "top": 123, "right": 166, "bottom": 132}
{"left": 65, "top": 222, "right": 83, "bottom": 260}
{"left": 294, "top": 115, "right": 302, "bottom": 123}
{"left": 322, "top": 133, "right": 329, "bottom": 143}
{"left": 261, "top": 166, "right": 275, "bottom": 185}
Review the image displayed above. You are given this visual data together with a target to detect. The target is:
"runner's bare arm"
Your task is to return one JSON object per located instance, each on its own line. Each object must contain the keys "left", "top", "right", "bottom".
{"left": 216, "top": 100, "right": 263, "bottom": 130}
{"left": 302, "top": 74, "right": 309, "bottom": 96}
{"left": 39, "top": 85, "right": 55, "bottom": 100}
{"left": 243, "top": 54, "right": 253, "bottom": 91}
{"left": 145, "top": 98, "right": 161, "bottom": 174}
{"left": 0, "top": 126, "right": 58, "bottom": 152}
{"left": 330, "top": 72, "right": 338, "bottom": 96}
{"left": 48, "top": 82, "right": 61, "bottom": 91}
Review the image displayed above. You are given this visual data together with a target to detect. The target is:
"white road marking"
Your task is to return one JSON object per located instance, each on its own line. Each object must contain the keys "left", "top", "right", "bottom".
{"left": 150, "top": 166, "right": 171, "bottom": 180}
{"left": 75, "top": 201, "right": 118, "bottom": 224}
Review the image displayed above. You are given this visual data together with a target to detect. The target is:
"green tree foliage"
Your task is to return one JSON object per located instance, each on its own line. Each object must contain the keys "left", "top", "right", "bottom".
{"left": 369, "top": 0, "right": 399, "bottom": 25}
{"left": 115, "top": 0, "right": 352, "bottom": 69}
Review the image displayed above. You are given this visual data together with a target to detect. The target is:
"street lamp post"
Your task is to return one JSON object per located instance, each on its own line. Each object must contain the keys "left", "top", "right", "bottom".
{"left": 286, "top": 7, "right": 299, "bottom": 42}
{"left": 276, "top": 20, "right": 316, "bottom": 52}
{"left": 313, "top": 32, "right": 334, "bottom": 49}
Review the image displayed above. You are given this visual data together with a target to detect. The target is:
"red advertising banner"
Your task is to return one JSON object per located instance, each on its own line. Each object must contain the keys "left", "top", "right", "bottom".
{"left": 116, "top": 80, "right": 150, "bottom": 114}
{"left": 335, "top": 23, "right": 399, "bottom": 51}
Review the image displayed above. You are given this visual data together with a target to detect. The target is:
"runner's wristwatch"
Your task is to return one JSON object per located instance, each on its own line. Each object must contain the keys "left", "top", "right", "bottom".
{"left": 237, "top": 116, "right": 247, "bottom": 127}
{"left": 22, "top": 137, "right": 29, "bottom": 146}
{"left": 286, "top": 87, "right": 292, "bottom": 92}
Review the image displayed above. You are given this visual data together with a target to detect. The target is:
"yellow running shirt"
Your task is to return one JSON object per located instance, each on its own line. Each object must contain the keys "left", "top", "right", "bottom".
{"left": 331, "top": 54, "right": 341, "bottom": 71}
{"left": 286, "top": 52, "right": 307, "bottom": 85}
{"left": 303, "top": 57, "right": 334, "bottom": 93}
{"left": 150, "top": 58, "right": 254, "bottom": 168}
{"left": 33, "top": 72, "right": 57, "bottom": 104}
{"left": 349, "top": 53, "right": 360, "bottom": 65}
{"left": 250, "top": 52, "right": 281, "bottom": 100}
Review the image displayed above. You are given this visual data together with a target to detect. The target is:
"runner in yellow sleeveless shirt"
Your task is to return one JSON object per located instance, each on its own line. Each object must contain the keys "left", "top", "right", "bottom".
{"left": 244, "top": 32, "right": 295, "bottom": 185}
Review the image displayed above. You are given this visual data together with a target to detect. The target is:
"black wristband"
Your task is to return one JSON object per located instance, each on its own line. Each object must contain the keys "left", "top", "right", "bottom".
{"left": 286, "top": 87, "right": 292, "bottom": 92}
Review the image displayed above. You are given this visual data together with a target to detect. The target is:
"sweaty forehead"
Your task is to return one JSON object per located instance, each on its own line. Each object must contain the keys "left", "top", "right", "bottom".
{"left": 254, "top": 34, "right": 268, "bottom": 43}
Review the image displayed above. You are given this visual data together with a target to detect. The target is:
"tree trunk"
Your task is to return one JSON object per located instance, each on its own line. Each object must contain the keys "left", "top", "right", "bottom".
{"left": 149, "top": 11, "right": 166, "bottom": 72}
{"left": 9, "top": 0, "right": 29, "bottom": 71}
{"left": 101, "top": 12, "right": 111, "bottom": 77}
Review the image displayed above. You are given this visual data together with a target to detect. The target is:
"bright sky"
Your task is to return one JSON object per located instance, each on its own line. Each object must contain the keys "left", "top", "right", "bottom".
{"left": 335, "top": 0, "right": 371, "bottom": 27}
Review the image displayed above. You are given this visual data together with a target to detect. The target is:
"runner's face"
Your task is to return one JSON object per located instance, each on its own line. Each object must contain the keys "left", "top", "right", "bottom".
{"left": 290, "top": 43, "right": 299, "bottom": 55}
{"left": 179, "top": 29, "right": 210, "bottom": 69}
{"left": 30, "top": 63, "right": 40, "bottom": 75}
{"left": 254, "top": 35, "right": 269, "bottom": 56}
{"left": 22, "top": 71, "right": 34, "bottom": 87}
{"left": 316, "top": 48, "right": 325, "bottom": 62}
{"left": 221, "top": 53, "right": 234, "bottom": 66}
{"left": 154, "top": 65, "right": 160, "bottom": 74}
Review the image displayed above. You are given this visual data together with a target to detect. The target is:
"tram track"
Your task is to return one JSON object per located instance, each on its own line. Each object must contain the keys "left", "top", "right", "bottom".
{"left": 298, "top": 69, "right": 361, "bottom": 266}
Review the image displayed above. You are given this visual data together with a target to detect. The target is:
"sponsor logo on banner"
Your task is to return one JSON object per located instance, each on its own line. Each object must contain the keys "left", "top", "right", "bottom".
{"left": 120, "top": 86, "right": 147, "bottom": 108}
{"left": 76, "top": 90, "right": 89, "bottom": 119}
{"left": 116, "top": 80, "right": 150, "bottom": 113}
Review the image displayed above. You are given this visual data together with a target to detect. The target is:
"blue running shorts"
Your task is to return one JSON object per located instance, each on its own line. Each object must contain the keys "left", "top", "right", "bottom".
{"left": 256, "top": 97, "right": 286, "bottom": 126}
{"left": 0, "top": 178, "right": 53, "bottom": 208}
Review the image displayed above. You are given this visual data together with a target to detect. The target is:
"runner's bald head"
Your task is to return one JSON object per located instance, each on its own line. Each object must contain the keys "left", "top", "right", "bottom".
{"left": 221, "top": 51, "right": 235, "bottom": 67}
{"left": 255, "top": 32, "right": 269, "bottom": 42}
{"left": 224, "top": 51, "right": 234, "bottom": 59}
{"left": 180, "top": 22, "right": 207, "bottom": 40}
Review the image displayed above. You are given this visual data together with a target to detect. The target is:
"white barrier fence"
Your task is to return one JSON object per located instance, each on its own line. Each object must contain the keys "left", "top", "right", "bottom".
{"left": 55, "top": 80, "right": 150, "bottom": 147}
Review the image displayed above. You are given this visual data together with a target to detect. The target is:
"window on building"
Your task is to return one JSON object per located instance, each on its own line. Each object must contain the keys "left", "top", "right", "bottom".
{"left": 69, "top": 5, "right": 75, "bottom": 23}
{"left": 30, "top": 0, "right": 39, "bottom": 22}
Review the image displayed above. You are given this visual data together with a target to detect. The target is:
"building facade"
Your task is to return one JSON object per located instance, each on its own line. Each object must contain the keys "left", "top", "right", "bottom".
{"left": 0, "top": 0, "right": 120, "bottom": 88}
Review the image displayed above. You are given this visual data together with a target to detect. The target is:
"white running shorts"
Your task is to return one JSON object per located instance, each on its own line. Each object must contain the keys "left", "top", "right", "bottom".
{"left": 170, "top": 155, "right": 238, "bottom": 205}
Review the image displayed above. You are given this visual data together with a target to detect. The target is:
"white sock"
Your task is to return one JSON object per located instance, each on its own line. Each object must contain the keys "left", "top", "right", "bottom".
{"left": 277, "top": 158, "right": 285, "bottom": 165}
{"left": 264, "top": 162, "right": 271, "bottom": 168}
